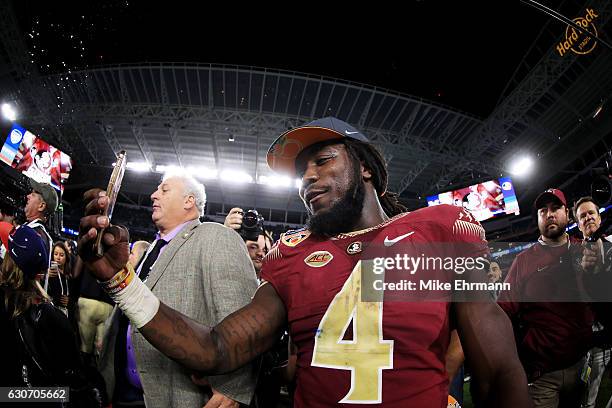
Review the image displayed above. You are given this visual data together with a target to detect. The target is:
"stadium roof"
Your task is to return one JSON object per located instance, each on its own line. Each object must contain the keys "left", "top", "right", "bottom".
{"left": 1, "top": 0, "right": 611, "bottom": 229}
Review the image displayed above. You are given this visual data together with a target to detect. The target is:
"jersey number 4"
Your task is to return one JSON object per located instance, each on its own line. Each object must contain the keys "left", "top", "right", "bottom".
{"left": 311, "top": 261, "right": 394, "bottom": 404}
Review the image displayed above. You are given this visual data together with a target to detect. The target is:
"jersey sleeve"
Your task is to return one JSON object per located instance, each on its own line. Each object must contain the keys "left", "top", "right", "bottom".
{"left": 433, "top": 204, "right": 490, "bottom": 259}
{"left": 260, "top": 236, "right": 290, "bottom": 304}
{"left": 260, "top": 229, "right": 314, "bottom": 309}
{"left": 418, "top": 205, "right": 491, "bottom": 302}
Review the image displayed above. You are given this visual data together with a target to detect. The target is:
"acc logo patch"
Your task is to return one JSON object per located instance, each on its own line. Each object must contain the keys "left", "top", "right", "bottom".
{"left": 304, "top": 251, "right": 333, "bottom": 268}
{"left": 282, "top": 229, "right": 311, "bottom": 247}
{"left": 346, "top": 241, "right": 362, "bottom": 255}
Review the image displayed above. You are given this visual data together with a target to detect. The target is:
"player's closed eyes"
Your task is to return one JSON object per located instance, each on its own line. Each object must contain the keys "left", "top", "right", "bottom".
{"left": 315, "top": 155, "right": 335, "bottom": 166}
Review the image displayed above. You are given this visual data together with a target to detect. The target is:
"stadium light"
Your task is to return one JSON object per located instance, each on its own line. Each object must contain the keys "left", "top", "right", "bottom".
{"left": 258, "top": 175, "right": 292, "bottom": 188}
{"left": 220, "top": 169, "right": 253, "bottom": 183}
{"left": 155, "top": 165, "right": 178, "bottom": 173}
{"left": 186, "top": 166, "right": 218, "bottom": 180}
{"left": 155, "top": 165, "right": 218, "bottom": 180}
{"left": 509, "top": 156, "right": 533, "bottom": 177}
{"left": 2, "top": 103, "right": 17, "bottom": 122}
{"left": 126, "top": 161, "right": 151, "bottom": 172}
{"left": 592, "top": 99, "right": 606, "bottom": 118}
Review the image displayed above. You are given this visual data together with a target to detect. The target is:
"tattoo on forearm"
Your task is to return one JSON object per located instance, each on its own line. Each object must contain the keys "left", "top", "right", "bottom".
{"left": 140, "top": 301, "right": 282, "bottom": 373}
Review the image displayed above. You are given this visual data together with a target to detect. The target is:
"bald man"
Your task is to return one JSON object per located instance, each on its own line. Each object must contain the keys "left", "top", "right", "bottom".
{"left": 129, "top": 241, "right": 151, "bottom": 269}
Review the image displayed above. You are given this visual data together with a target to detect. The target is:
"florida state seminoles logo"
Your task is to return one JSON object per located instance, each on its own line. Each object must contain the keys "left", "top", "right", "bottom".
{"left": 346, "top": 241, "right": 362, "bottom": 255}
{"left": 304, "top": 251, "right": 334, "bottom": 268}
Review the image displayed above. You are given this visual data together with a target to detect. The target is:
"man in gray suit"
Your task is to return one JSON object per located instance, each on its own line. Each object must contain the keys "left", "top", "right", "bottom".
{"left": 99, "top": 172, "right": 258, "bottom": 408}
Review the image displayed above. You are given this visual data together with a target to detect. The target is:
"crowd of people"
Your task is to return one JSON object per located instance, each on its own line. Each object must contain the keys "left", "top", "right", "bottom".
{"left": 0, "top": 116, "right": 610, "bottom": 408}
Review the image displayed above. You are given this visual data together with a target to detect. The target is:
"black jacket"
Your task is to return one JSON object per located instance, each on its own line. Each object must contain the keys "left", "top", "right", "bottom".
{"left": 0, "top": 289, "right": 103, "bottom": 407}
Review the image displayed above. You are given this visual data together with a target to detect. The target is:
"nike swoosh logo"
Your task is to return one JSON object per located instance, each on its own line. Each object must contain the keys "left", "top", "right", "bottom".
{"left": 345, "top": 130, "right": 359, "bottom": 135}
{"left": 384, "top": 231, "right": 415, "bottom": 247}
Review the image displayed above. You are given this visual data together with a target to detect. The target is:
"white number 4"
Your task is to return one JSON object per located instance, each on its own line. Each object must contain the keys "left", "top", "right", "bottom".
{"left": 311, "top": 262, "right": 394, "bottom": 403}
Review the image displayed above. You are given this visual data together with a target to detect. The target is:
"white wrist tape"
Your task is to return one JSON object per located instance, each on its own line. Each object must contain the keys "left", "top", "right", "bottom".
{"left": 109, "top": 276, "right": 160, "bottom": 328}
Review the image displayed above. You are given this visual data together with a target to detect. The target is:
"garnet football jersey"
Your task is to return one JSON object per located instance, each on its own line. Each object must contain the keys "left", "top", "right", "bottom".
{"left": 260, "top": 204, "right": 488, "bottom": 407}
{"left": 497, "top": 241, "right": 594, "bottom": 376}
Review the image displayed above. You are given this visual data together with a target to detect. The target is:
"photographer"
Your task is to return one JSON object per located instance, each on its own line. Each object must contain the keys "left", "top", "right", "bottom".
{"left": 224, "top": 208, "right": 271, "bottom": 277}
{"left": 574, "top": 196, "right": 612, "bottom": 408}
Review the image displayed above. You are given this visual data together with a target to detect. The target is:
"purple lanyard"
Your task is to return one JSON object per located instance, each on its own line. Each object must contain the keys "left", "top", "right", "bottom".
{"left": 123, "top": 222, "right": 190, "bottom": 390}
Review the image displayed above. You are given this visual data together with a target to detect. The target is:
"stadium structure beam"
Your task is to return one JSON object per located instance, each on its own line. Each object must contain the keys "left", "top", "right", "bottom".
{"left": 130, "top": 122, "right": 156, "bottom": 170}
{"left": 97, "top": 123, "right": 124, "bottom": 158}
{"left": 167, "top": 124, "right": 184, "bottom": 168}
{"left": 60, "top": 104, "right": 485, "bottom": 170}
{"left": 70, "top": 122, "right": 99, "bottom": 164}
{"left": 23, "top": 64, "right": 498, "bottom": 197}
{"left": 394, "top": 161, "right": 430, "bottom": 195}
{"left": 209, "top": 122, "right": 226, "bottom": 204}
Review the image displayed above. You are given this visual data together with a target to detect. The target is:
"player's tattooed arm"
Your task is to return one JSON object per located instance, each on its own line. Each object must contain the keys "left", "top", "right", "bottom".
{"left": 139, "top": 282, "right": 287, "bottom": 373}
{"left": 455, "top": 302, "right": 533, "bottom": 408}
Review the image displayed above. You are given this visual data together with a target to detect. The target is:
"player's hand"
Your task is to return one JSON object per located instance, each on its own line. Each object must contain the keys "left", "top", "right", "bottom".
{"left": 202, "top": 389, "right": 239, "bottom": 408}
{"left": 78, "top": 188, "right": 130, "bottom": 281}
{"left": 59, "top": 294, "right": 70, "bottom": 307}
{"left": 581, "top": 241, "right": 602, "bottom": 272}
{"left": 224, "top": 207, "right": 244, "bottom": 231}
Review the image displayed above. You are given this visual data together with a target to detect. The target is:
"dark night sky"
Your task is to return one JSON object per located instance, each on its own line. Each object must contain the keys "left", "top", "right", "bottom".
{"left": 12, "top": 0, "right": 575, "bottom": 117}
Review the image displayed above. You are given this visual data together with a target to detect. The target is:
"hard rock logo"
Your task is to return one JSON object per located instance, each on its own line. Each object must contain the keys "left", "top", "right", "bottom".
{"left": 557, "top": 8, "right": 599, "bottom": 57}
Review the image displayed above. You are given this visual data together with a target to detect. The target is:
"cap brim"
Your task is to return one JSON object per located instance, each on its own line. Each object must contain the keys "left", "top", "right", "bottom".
{"left": 29, "top": 178, "right": 43, "bottom": 191}
{"left": 267, "top": 126, "right": 345, "bottom": 176}
{"left": 534, "top": 192, "right": 564, "bottom": 209}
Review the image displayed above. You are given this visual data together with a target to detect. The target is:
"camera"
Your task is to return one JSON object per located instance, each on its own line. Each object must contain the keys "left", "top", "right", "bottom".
{"left": 238, "top": 209, "right": 264, "bottom": 242}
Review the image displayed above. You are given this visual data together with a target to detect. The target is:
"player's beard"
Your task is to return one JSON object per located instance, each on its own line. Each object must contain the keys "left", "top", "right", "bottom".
{"left": 306, "top": 162, "right": 365, "bottom": 237}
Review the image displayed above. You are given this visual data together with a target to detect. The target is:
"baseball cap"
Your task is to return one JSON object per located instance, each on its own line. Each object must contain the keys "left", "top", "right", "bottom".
{"left": 534, "top": 188, "right": 567, "bottom": 209}
{"left": 30, "top": 179, "right": 58, "bottom": 213}
{"left": 7, "top": 225, "right": 49, "bottom": 279}
{"left": 267, "top": 117, "right": 369, "bottom": 176}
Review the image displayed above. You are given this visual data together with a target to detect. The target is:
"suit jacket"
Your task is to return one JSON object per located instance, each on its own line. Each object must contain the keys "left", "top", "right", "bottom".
{"left": 103, "top": 220, "right": 259, "bottom": 407}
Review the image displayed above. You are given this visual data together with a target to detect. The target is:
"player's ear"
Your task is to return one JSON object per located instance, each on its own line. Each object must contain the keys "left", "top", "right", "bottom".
{"left": 361, "top": 162, "right": 372, "bottom": 182}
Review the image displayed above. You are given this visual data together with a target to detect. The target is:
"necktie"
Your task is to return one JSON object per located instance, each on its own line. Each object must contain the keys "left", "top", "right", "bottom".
{"left": 138, "top": 239, "right": 168, "bottom": 282}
